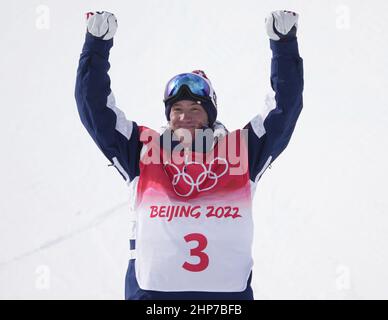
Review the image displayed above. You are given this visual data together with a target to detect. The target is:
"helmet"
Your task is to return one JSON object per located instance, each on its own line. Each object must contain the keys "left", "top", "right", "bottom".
{"left": 163, "top": 70, "right": 217, "bottom": 126}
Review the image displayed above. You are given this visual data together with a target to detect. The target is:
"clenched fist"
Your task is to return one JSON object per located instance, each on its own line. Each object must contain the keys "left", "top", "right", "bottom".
{"left": 266, "top": 10, "right": 299, "bottom": 41}
{"left": 86, "top": 11, "right": 117, "bottom": 40}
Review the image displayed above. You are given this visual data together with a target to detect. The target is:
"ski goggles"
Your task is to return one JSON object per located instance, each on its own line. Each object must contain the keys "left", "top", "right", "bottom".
{"left": 163, "top": 73, "right": 215, "bottom": 105}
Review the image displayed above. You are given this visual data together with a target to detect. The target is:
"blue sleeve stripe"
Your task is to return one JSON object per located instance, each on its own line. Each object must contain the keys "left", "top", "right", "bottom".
{"left": 112, "top": 157, "right": 130, "bottom": 182}
{"left": 249, "top": 91, "right": 278, "bottom": 139}
{"left": 106, "top": 92, "right": 134, "bottom": 140}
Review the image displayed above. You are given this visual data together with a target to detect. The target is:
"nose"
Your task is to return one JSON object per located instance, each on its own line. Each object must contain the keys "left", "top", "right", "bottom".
{"left": 179, "top": 112, "right": 191, "bottom": 121}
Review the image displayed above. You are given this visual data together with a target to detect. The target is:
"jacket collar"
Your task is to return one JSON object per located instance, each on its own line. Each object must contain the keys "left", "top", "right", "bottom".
{"left": 159, "top": 121, "right": 229, "bottom": 153}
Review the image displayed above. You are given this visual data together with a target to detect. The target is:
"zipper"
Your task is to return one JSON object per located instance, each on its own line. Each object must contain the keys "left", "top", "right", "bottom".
{"left": 184, "top": 146, "right": 190, "bottom": 164}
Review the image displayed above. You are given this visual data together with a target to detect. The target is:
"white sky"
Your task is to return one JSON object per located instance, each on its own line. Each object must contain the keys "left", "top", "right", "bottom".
{"left": 1, "top": 0, "right": 388, "bottom": 299}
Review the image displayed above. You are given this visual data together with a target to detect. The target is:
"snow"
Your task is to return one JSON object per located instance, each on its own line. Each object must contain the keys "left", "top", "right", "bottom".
{"left": 1, "top": 0, "right": 388, "bottom": 299}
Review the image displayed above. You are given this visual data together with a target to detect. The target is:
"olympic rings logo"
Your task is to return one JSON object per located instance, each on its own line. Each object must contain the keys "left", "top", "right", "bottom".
{"left": 163, "top": 157, "right": 229, "bottom": 197}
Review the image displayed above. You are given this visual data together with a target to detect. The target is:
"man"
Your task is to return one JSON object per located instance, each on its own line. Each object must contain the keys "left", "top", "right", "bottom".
{"left": 75, "top": 10, "right": 303, "bottom": 300}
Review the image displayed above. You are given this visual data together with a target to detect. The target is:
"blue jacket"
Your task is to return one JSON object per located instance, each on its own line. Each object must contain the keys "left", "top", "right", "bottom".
{"left": 75, "top": 32, "right": 303, "bottom": 300}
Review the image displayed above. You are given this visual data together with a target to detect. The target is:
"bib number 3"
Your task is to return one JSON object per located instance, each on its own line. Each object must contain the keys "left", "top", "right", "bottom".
{"left": 182, "top": 233, "right": 209, "bottom": 272}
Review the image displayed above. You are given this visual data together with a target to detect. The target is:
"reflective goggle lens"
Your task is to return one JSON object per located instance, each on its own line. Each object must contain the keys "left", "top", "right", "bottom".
{"left": 164, "top": 73, "right": 211, "bottom": 100}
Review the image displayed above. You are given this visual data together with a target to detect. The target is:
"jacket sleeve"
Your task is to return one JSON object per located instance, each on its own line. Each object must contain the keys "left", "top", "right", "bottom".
{"left": 245, "top": 37, "right": 304, "bottom": 183}
{"left": 75, "top": 33, "right": 141, "bottom": 182}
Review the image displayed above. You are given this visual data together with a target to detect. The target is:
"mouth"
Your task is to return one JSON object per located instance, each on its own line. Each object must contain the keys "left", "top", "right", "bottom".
{"left": 176, "top": 124, "right": 197, "bottom": 130}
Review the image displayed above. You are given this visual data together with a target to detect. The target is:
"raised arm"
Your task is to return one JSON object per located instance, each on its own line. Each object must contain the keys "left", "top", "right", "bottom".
{"left": 75, "top": 12, "right": 141, "bottom": 182}
{"left": 246, "top": 10, "right": 304, "bottom": 183}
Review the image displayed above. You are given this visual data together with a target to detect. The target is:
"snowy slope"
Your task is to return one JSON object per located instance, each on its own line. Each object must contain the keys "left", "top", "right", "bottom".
{"left": 1, "top": 0, "right": 388, "bottom": 299}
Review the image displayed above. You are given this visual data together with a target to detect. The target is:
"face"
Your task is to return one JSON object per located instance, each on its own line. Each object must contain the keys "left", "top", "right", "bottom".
{"left": 169, "top": 100, "right": 209, "bottom": 143}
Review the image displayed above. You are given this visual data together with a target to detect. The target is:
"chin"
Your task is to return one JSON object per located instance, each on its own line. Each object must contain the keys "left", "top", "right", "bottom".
{"left": 174, "top": 127, "right": 195, "bottom": 134}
